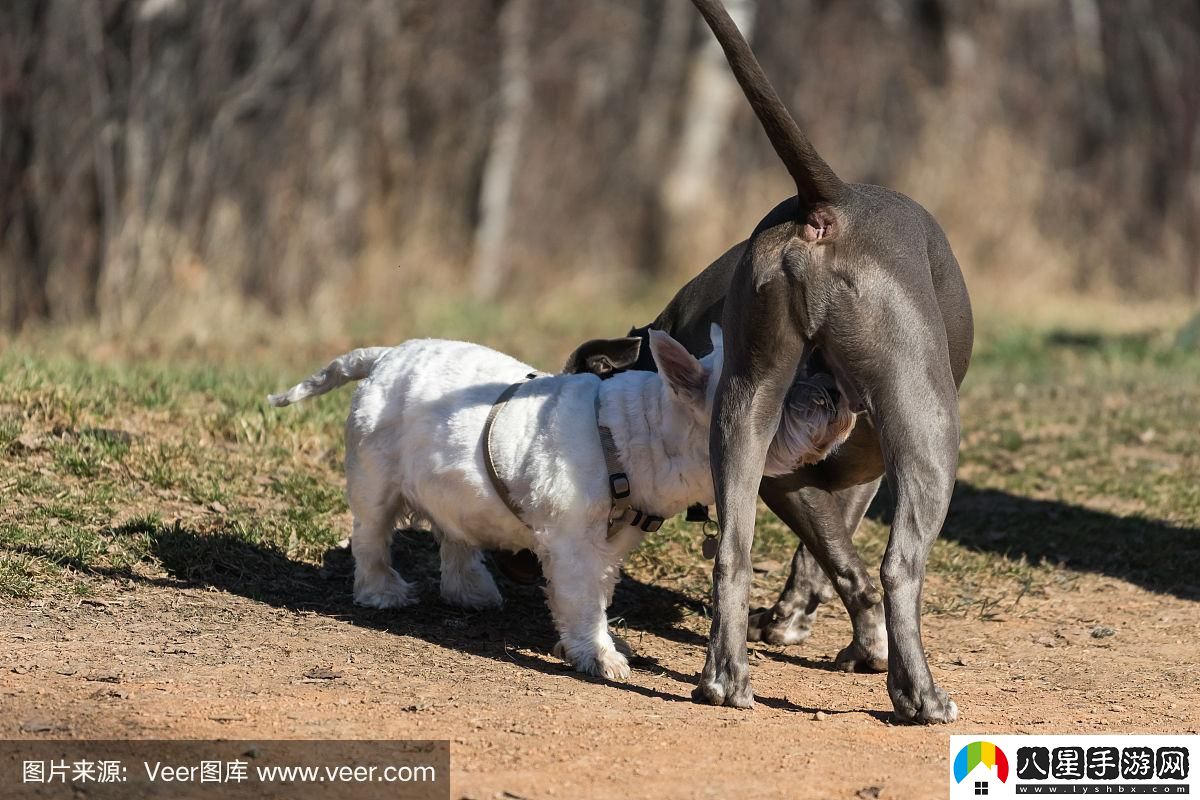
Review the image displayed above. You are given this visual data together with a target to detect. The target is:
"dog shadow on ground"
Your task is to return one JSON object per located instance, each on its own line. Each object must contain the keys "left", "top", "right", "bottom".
{"left": 134, "top": 524, "right": 852, "bottom": 711}
{"left": 140, "top": 523, "right": 716, "bottom": 704}
{"left": 13, "top": 516, "right": 715, "bottom": 703}
{"left": 155, "top": 475, "right": 1199, "bottom": 688}
{"left": 872, "top": 482, "right": 1200, "bottom": 602}
{"left": 14, "top": 478, "right": 1194, "bottom": 710}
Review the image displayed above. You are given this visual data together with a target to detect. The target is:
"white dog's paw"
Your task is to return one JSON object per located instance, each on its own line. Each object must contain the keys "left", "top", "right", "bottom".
{"left": 354, "top": 569, "right": 417, "bottom": 609}
{"left": 441, "top": 568, "right": 503, "bottom": 610}
{"left": 554, "top": 641, "right": 631, "bottom": 681}
{"left": 582, "top": 649, "right": 632, "bottom": 682}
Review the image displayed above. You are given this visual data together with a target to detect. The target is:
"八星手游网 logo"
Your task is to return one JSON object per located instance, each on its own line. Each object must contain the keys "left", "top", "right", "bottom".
{"left": 953, "top": 741, "right": 1009, "bottom": 785}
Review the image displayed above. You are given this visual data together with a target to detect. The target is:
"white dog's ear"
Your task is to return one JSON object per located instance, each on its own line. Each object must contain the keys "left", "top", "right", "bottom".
{"left": 649, "top": 329, "right": 706, "bottom": 402}
{"left": 709, "top": 323, "right": 723, "bottom": 352}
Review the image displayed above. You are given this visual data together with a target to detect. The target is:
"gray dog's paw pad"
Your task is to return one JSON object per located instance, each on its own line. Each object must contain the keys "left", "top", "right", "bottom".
{"left": 891, "top": 685, "right": 958, "bottom": 725}
{"left": 763, "top": 622, "right": 813, "bottom": 647}
{"left": 834, "top": 642, "right": 888, "bottom": 673}
{"left": 692, "top": 681, "right": 727, "bottom": 706}
{"left": 693, "top": 671, "right": 754, "bottom": 708}
{"left": 747, "top": 607, "right": 813, "bottom": 646}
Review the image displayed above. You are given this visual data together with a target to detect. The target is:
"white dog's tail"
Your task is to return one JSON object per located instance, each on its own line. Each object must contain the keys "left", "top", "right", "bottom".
{"left": 268, "top": 347, "right": 390, "bottom": 407}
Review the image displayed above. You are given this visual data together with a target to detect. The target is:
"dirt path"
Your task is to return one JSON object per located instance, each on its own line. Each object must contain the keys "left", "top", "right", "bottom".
{"left": 3, "top": 550, "right": 1197, "bottom": 800}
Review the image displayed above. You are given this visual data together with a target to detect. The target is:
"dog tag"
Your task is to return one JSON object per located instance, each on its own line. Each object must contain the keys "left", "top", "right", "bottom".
{"left": 702, "top": 534, "right": 718, "bottom": 560}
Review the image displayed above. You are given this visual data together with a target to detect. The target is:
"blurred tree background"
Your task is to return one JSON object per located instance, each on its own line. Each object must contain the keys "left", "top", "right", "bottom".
{"left": 1, "top": 0, "right": 1197, "bottom": 335}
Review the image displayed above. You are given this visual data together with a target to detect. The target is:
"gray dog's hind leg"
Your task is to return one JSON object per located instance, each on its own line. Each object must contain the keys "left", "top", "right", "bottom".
{"left": 746, "top": 536, "right": 832, "bottom": 646}
{"left": 867, "top": 371, "right": 961, "bottom": 723}
{"left": 753, "top": 480, "right": 888, "bottom": 672}
{"left": 828, "top": 479, "right": 888, "bottom": 672}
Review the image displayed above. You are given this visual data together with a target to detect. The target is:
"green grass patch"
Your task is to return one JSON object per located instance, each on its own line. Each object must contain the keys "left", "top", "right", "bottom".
{"left": 0, "top": 315, "right": 1197, "bottom": 612}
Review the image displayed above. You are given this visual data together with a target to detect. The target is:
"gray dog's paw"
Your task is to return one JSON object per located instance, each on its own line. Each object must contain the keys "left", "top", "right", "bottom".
{"left": 888, "top": 680, "right": 958, "bottom": 724}
{"left": 747, "top": 607, "right": 813, "bottom": 646}
{"left": 834, "top": 641, "right": 888, "bottom": 673}
{"left": 691, "top": 680, "right": 727, "bottom": 705}
{"left": 692, "top": 661, "right": 754, "bottom": 708}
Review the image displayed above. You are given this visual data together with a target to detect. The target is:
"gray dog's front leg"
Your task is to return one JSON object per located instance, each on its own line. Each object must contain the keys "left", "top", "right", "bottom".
{"left": 694, "top": 305, "right": 803, "bottom": 708}
{"left": 693, "top": 387, "right": 779, "bottom": 707}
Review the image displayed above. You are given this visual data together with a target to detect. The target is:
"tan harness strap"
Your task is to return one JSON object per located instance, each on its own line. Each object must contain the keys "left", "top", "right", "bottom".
{"left": 483, "top": 375, "right": 664, "bottom": 538}
{"left": 482, "top": 374, "right": 538, "bottom": 526}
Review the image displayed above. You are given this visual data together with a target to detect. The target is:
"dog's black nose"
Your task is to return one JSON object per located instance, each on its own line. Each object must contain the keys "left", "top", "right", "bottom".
{"left": 826, "top": 384, "right": 841, "bottom": 408}
{"left": 803, "top": 372, "right": 839, "bottom": 410}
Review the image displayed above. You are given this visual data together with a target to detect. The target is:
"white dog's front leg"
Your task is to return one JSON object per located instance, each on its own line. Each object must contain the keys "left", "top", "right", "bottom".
{"left": 542, "top": 533, "right": 630, "bottom": 681}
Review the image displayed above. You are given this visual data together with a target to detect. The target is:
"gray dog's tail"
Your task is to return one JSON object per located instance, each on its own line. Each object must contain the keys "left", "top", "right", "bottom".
{"left": 689, "top": 0, "right": 846, "bottom": 207}
{"left": 268, "top": 347, "right": 390, "bottom": 407}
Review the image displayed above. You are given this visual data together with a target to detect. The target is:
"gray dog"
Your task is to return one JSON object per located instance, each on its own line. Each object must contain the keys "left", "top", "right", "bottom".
{"left": 564, "top": 0, "right": 973, "bottom": 724}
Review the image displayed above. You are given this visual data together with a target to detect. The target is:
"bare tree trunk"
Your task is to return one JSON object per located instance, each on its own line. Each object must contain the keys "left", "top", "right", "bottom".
{"left": 0, "top": 0, "right": 48, "bottom": 329}
{"left": 634, "top": 0, "right": 693, "bottom": 275}
{"left": 472, "top": 0, "right": 532, "bottom": 301}
{"left": 1069, "top": 0, "right": 1105, "bottom": 80}
{"left": 660, "top": 0, "right": 756, "bottom": 268}
{"left": 1134, "top": 0, "right": 1199, "bottom": 296}
{"left": 82, "top": 0, "right": 119, "bottom": 300}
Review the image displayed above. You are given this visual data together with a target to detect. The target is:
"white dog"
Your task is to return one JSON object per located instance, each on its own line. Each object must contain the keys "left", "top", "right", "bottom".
{"left": 269, "top": 325, "right": 850, "bottom": 680}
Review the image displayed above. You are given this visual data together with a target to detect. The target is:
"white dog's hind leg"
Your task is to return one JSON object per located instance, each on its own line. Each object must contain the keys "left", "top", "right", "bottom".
{"left": 347, "top": 462, "right": 416, "bottom": 609}
{"left": 351, "top": 513, "right": 416, "bottom": 608}
{"left": 436, "top": 533, "right": 503, "bottom": 610}
{"left": 543, "top": 534, "right": 630, "bottom": 681}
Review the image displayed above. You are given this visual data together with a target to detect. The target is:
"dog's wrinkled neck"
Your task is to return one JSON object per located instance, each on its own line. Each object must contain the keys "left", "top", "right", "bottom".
{"left": 595, "top": 373, "right": 714, "bottom": 517}
{"left": 763, "top": 353, "right": 858, "bottom": 476}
